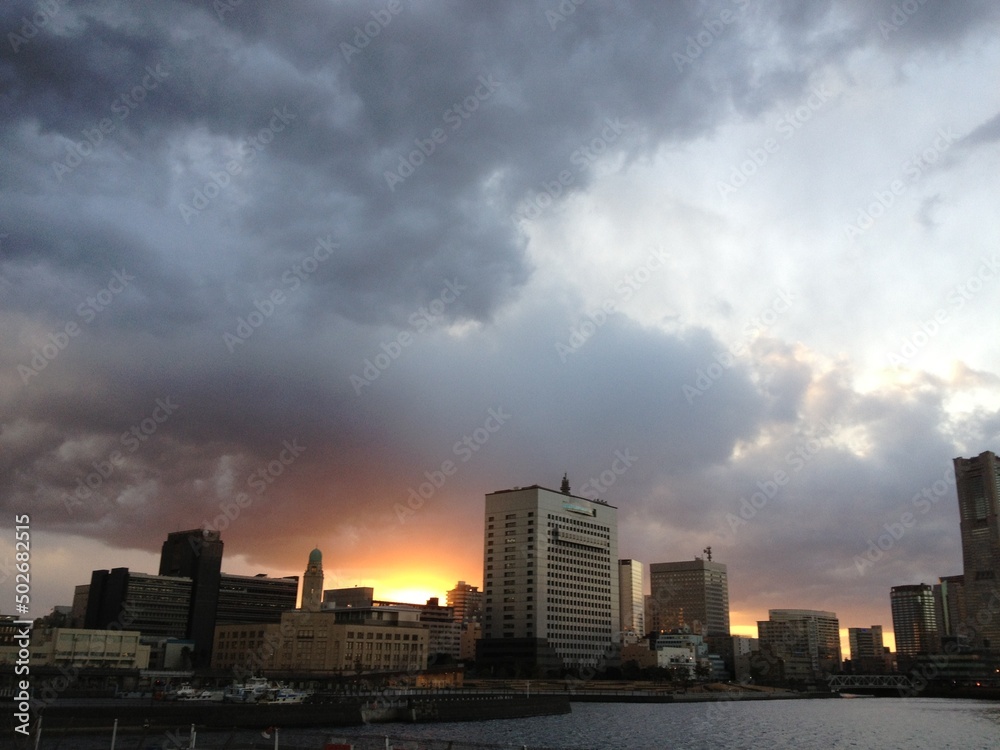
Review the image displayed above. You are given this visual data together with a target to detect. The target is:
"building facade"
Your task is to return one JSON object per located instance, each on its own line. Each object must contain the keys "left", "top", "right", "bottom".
{"left": 891, "top": 583, "right": 940, "bottom": 656}
{"left": 953, "top": 451, "right": 1000, "bottom": 650}
{"left": 618, "top": 559, "right": 644, "bottom": 643}
{"left": 212, "top": 607, "right": 428, "bottom": 674}
{"left": 216, "top": 573, "right": 299, "bottom": 624}
{"left": 648, "top": 558, "right": 730, "bottom": 638}
{"left": 757, "top": 609, "right": 841, "bottom": 683}
{"left": 478, "top": 483, "right": 619, "bottom": 674}
{"left": 447, "top": 581, "right": 483, "bottom": 623}
{"left": 848, "top": 626, "right": 890, "bottom": 673}
{"left": 159, "top": 528, "right": 223, "bottom": 665}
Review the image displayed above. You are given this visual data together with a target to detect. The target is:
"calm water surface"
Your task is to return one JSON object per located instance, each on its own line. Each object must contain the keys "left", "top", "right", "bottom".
{"left": 319, "top": 698, "right": 1000, "bottom": 750}
{"left": 35, "top": 698, "right": 1000, "bottom": 750}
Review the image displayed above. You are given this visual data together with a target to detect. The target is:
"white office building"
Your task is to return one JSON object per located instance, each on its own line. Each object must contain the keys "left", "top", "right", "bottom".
{"left": 479, "top": 479, "right": 619, "bottom": 673}
{"left": 619, "top": 559, "right": 645, "bottom": 643}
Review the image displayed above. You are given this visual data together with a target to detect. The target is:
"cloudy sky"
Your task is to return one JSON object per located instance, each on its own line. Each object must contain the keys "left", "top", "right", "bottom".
{"left": 3, "top": 0, "right": 1000, "bottom": 654}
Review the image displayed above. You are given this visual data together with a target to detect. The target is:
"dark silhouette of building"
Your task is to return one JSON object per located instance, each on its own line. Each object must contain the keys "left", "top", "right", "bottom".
{"left": 954, "top": 451, "right": 1000, "bottom": 650}
{"left": 159, "top": 528, "right": 224, "bottom": 665}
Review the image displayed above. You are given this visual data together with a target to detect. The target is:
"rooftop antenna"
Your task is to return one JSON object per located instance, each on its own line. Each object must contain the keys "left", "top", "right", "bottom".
{"left": 703, "top": 546, "right": 712, "bottom": 562}
{"left": 560, "top": 473, "right": 571, "bottom": 495}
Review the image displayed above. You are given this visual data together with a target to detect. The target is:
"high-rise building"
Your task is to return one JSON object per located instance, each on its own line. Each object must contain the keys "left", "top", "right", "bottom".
{"left": 757, "top": 609, "right": 841, "bottom": 683}
{"left": 848, "top": 625, "right": 889, "bottom": 672}
{"left": 934, "top": 574, "right": 967, "bottom": 642}
{"left": 890, "top": 583, "right": 939, "bottom": 656}
{"left": 447, "top": 581, "right": 483, "bottom": 623}
{"left": 648, "top": 558, "right": 730, "bottom": 638}
{"left": 159, "top": 528, "right": 223, "bottom": 665}
{"left": 301, "top": 547, "right": 324, "bottom": 611}
{"left": 85, "top": 568, "right": 192, "bottom": 638}
{"left": 954, "top": 451, "right": 1000, "bottom": 650}
{"left": 618, "top": 559, "right": 644, "bottom": 642}
{"left": 478, "top": 481, "right": 619, "bottom": 675}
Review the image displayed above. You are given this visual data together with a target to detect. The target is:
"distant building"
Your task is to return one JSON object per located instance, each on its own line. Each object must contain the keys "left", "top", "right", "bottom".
{"left": 731, "top": 635, "right": 758, "bottom": 683}
{"left": 85, "top": 569, "right": 192, "bottom": 639}
{"left": 848, "top": 626, "right": 890, "bottom": 673}
{"left": 478, "top": 480, "right": 619, "bottom": 675}
{"left": 216, "top": 573, "right": 299, "bottom": 624}
{"left": 447, "top": 581, "right": 483, "bottom": 623}
{"left": 159, "top": 528, "right": 223, "bottom": 665}
{"left": 757, "top": 609, "right": 841, "bottom": 684}
{"left": 934, "top": 575, "right": 966, "bottom": 640}
{"left": 459, "top": 621, "right": 481, "bottom": 660}
{"left": 891, "top": 583, "right": 939, "bottom": 656}
{"left": 954, "top": 451, "right": 1000, "bottom": 650}
{"left": 26, "top": 628, "right": 150, "bottom": 669}
{"left": 648, "top": 557, "right": 730, "bottom": 638}
{"left": 212, "top": 606, "right": 428, "bottom": 674}
{"left": 618, "top": 559, "right": 644, "bottom": 644}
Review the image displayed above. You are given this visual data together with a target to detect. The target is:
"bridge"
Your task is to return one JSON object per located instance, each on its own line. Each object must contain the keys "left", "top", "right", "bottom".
{"left": 827, "top": 674, "right": 913, "bottom": 692}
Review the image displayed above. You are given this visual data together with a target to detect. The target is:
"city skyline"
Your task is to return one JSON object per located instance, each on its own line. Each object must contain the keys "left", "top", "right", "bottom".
{"left": 2, "top": 2, "right": 1000, "bottom": 656}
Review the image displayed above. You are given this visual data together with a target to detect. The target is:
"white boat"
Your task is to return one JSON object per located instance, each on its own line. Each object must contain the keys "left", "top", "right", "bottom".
{"left": 223, "top": 677, "right": 272, "bottom": 703}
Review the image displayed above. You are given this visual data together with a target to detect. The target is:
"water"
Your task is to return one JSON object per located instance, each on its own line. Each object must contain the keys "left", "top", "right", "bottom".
{"left": 32, "top": 698, "right": 1000, "bottom": 750}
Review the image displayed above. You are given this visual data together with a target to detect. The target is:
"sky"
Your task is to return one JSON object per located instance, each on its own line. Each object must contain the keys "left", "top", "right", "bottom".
{"left": 2, "top": 0, "right": 1000, "bottom": 659}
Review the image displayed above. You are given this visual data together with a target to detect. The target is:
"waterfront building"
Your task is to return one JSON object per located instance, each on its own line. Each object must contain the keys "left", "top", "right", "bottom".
{"left": 301, "top": 547, "right": 324, "bottom": 611}
{"left": 216, "top": 572, "right": 299, "bottom": 624}
{"left": 954, "top": 451, "right": 1000, "bottom": 650}
{"left": 158, "top": 528, "right": 223, "bottom": 665}
{"left": 848, "top": 625, "right": 890, "bottom": 673}
{"left": 212, "top": 606, "right": 428, "bottom": 674}
{"left": 85, "top": 569, "right": 192, "bottom": 639}
{"left": 732, "top": 635, "right": 759, "bottom": 682}
{"left": 757, "top": 609, "right": 841, "bottom": 683}
{"left": 478, "top": 480, "right": 619, "bottom": 675}
{"left": 647, "top": 557, "right": 730, "bottom": 638}
{"left": 934, "top": 574, "right": 967, "bottom": 641}
{"left": 618, "top": 559, "right": 644, "bottom": 644}
{"left": 447, "top": 580, "right": 483, "bottom": 623}
{"left": 24, "top": 628, "right": 150, "bottom": 669}
{"left": 459, "top": 621, "right": 481, "bottom": 660}
{"left": 891, "top": 583, "right": 940, "bottom": 656}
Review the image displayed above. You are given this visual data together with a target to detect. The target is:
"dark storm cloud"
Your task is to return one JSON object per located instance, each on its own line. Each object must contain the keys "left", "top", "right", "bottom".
{"left": 2, "top": 0, "right": 1000, "bottom": 623}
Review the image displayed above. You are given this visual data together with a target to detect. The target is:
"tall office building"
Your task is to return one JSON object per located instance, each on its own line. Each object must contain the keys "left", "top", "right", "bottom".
{"left": 301, "top": 547, "right": 324, "bottom": 611}
{"left": 954, "top": 451, "right": 1000, "bottom": 649}
{"left": 85, "top": 568, "right": 192, "bottom": 638}
{"left": 848, "top": 625, "right": 889, "bottom": 672}
{"left": 618, "top": 559, "right": 644, "bottom": 642}
{"left": 447, "top": 581, "right": 483, "bottom": 623}
{"left": 934, "top": 574, "right": 967, "bottom": 642}
{"left": 159, "top": 528, "right": 223, "bottom": 665}
{"left": 890, "top": 583, "right": 939, "bottom": 656}
{"left": 478, "top": 482, "right": 619, "bottom": 674}
{"left": 757, "top": 609, "right": 841, "bottom": 682}
{"left": 648, "top": 558, "right": 730, "bottom": 637}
